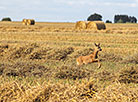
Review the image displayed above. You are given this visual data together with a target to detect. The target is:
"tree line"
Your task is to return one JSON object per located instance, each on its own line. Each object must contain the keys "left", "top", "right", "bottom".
{"left": 1, "top": 13, "right": 137, "bottom": 23}
{"left": 87, "top": 13, "right": 137, "bottom": 23}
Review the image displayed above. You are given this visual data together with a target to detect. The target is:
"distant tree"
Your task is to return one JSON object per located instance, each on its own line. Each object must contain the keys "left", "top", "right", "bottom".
{"left": 129, "top": 16, "right": 137, "bottom": 23}
{"left": 1, "top": 17, "right": 12, "bottom": 21}
{"left": 114, "top": 15, "right": 137, "bottom": 23}
{"left": 117, "top": 19, "right": 124, "bottom": 23}
{"left": 106, "top": 20, "right": 112, "bottom": 23}
{"left": 87, "top": 13, "right": 102, "bottom": 21}
{"left": 114, "top": 15, "right": 129, "bottom": 23}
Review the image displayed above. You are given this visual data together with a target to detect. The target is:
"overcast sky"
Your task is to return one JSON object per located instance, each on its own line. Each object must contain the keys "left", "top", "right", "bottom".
{"left": 0, "top": 0, "right": 138, "bottom": 22}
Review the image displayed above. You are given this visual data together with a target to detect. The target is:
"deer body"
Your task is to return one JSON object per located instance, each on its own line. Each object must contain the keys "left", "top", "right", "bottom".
{"left": 76, "top": 43, "right": 102, "bottom": 68}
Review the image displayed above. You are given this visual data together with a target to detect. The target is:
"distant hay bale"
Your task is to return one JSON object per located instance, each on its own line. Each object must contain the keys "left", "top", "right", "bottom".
{"left": 75, "top": 21, "right": 88, "bottom": 29}
{"left": 22, "top": 19, "right": 35, "bottom": 25}
{"left": 87, "top": 21, "right": 106, "bottom": 30}
{"left": 22, "top": 19, "right": 27, "bottom": 25}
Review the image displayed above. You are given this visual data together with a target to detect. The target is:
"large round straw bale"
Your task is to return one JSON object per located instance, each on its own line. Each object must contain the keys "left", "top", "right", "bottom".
{"left": 22, "top": 19, "right": 28, "bottom": 25}
{"left": 75, "top": 21, "right": 88, "bottom": 29}
{"left": 87, "top": 21, "right": 106, "bottom": 30}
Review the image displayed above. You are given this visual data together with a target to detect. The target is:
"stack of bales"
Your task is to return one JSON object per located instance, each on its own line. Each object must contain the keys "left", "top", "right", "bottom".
{"left": 22, "top": 19, "right": 35, "bottom": 25}
{"left": 75, "top": 21, "right": 106, "bottom": 30}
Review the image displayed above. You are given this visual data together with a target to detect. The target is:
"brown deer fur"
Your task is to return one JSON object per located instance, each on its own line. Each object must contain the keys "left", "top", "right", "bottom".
{"left": 76, "top": 43, "right": 102, "bottom": 68}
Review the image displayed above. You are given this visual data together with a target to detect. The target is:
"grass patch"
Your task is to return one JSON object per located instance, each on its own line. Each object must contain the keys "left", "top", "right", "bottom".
{"left": 122, "top": 52, "right": 138, "bottom": 64}
{"left": 55, "top": 65, "right": 94, "bottom": 80}
{"left": 118, "top": 66, "right": 138, "bottom": 84}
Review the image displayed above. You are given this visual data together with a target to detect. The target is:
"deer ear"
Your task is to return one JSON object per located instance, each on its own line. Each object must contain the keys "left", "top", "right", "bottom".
{"left": 94, "top": 43, "right": 97, "bottom": 46}
{"left": 98, "top": 43, "right": 100, "bottom": 46}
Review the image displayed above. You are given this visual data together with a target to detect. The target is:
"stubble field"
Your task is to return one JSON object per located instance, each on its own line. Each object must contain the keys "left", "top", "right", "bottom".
{"left": 0, "top": 21, "right": 138, "bottom": 102}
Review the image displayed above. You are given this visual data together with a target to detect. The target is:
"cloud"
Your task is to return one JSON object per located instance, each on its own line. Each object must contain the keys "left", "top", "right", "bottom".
{"left": 103, "top": 2, "right": 137, "bottom": 7}
{"left": 56, "top": 0, "right": 137, "bottom": 8}
{"left": 0, "top": 6, "right": 6, "bottom": 10}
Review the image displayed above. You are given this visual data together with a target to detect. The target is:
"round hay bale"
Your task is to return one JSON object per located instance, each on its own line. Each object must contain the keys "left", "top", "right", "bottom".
{"left": 87, "top": 21, "right": 106, "bottom": 30}
{"left": 75, "top": 21, "right": 88, "bottom": 29}
{"left": 27, "top": 19, "right": 35, "bottom": 25}
{"left": 22, "top": 19, "right": 28, "bottom": 25}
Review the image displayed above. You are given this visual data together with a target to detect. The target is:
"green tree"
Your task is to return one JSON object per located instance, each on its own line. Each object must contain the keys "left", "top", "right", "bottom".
{"left": 87, "top": 13, "right": 102, "bottom": 21}
{"left": 1, "top": 17, "right": 12, "bottom": 21}
{"left": 106, "top": 20, "right": 112, "bottom": 23}
{"left": 117, "top": 19, "right": 124, "bottom": 23}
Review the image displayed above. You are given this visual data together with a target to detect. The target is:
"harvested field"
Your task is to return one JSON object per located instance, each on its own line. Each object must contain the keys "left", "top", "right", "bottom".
{"left": 0, "top": 21, "right": 138, "bottom": 102}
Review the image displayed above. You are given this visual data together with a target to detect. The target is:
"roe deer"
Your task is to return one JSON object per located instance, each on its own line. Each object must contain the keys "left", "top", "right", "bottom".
{"left": 76, "top": 43, "right": 102, "bottom": 68}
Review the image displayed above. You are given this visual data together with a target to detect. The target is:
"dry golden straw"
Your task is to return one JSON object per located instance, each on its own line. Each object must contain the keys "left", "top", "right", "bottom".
{"left": 75, "top": 21, "right": 88, "bottom": 29}
{"left": 22, "top": 19, "right": 28, "bottom": 25}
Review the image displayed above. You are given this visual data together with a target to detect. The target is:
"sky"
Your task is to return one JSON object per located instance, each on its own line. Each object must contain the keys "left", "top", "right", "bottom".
{"left": 0, "top": 0, "right": 138, "bottom": 22}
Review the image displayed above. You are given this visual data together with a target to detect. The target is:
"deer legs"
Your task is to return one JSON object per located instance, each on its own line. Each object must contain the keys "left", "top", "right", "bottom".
{"left": 93, "top": 59, "right": 101, "bottom": 68}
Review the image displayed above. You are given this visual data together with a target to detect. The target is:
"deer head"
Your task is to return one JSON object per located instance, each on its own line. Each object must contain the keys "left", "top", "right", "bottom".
{"left": 94, "top": 43, "right": 102, "bottom": 52}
